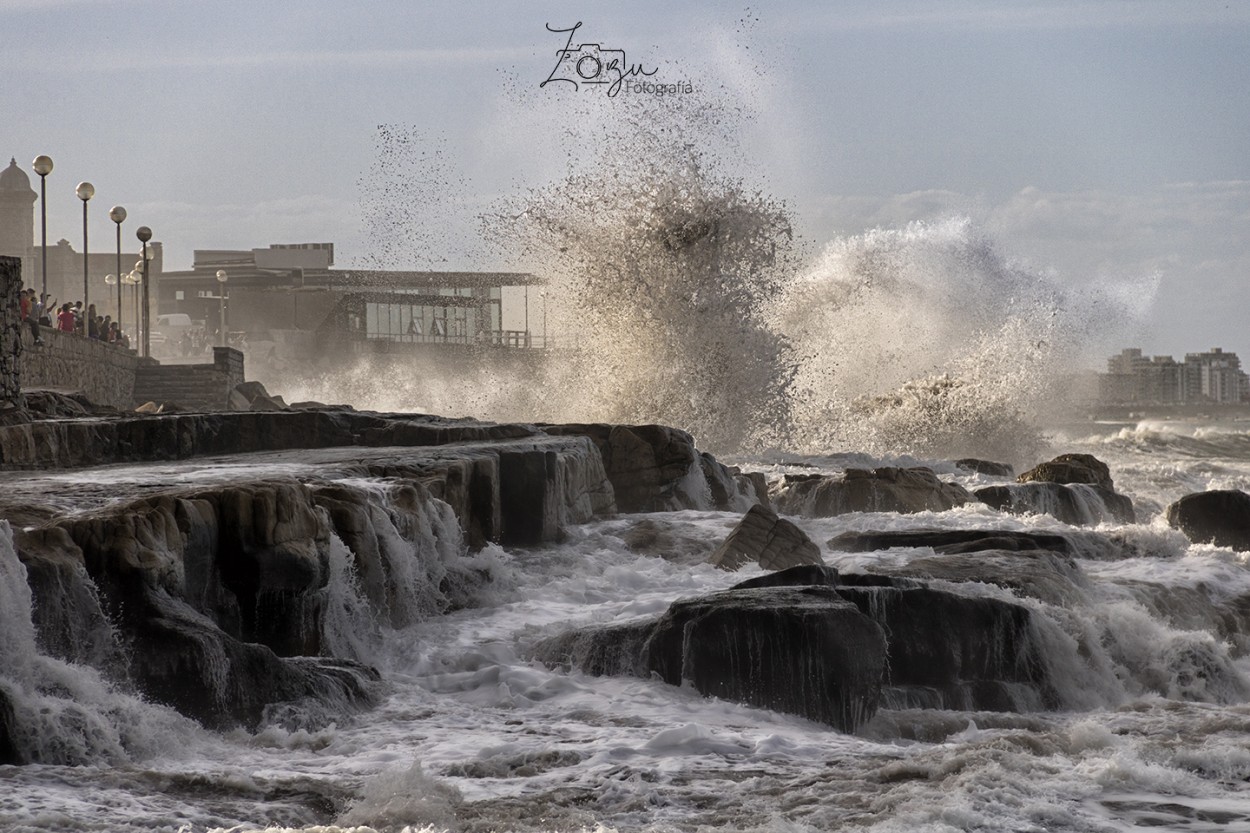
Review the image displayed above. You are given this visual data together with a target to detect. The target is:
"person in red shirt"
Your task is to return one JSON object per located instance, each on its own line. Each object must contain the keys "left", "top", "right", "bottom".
{"left": 19, "top": 290, "right": 30, "bottom": 321}
{"left": 57, "top": 304, "right": 75, "bottom": 332}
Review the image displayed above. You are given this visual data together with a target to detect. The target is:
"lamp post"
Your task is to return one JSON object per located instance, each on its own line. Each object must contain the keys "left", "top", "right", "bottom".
{"left": 104, "top": 274, "right": 117, "bottom": 336}
{"left": 136, "top": 227, "right": 152, "bottom": 358}
{"left": 108, "top": 206, "right": 126, "bottom": 330}
{"left": 216, "top": 269, "right": 228, "bottom": 346}
{"left": 76, "top": 182, "right": 94, "bottom": 327}
{"left": 32, "top": 155, "right": 52, "bottom": 303}
{"left": 125, "top": 269, "right": 140, "bottom": 346}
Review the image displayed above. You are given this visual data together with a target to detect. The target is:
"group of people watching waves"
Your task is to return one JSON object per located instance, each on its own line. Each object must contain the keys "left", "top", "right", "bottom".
{"left": 20, "top": 287, "right": 130, "bottom": 348}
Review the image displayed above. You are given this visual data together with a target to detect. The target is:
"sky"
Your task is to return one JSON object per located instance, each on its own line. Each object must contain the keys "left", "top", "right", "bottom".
{"left": 4, "top": 0, "right": 1249, "bottom": 362}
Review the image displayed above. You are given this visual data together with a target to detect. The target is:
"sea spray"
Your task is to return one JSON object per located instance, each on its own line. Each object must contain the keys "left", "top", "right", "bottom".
{"left": 490, "top": 148, "right": 799, "bottom": 453}
{"left": 776, "top": 217, "right": 1111, "bottom": 464}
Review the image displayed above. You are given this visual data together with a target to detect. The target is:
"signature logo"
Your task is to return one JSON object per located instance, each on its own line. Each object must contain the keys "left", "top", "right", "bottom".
{"left": 540, "top": 22, "right": 659, "bottom": 98}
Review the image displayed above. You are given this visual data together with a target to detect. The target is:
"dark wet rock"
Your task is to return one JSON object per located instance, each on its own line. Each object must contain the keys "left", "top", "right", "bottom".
{"left": 860, "top": 549, "right": 1088, "bottom": 606}
{"left": 955, "top": 458, "right": 1015, "bottom": 477}
{"left": 976, "top": 482, "right": 1135, "bottom": 526}
{"left": 13, "top": 527, "right": 121, "bottom": 667}
{"left": 707, "top": 504, "right": 823, "bottom": 572}
{"left": 827, "top": 528, "right": 1073, "bottom": 555}
{"left": 700, "top": 451, "right": 769, "bottom": 511}
{"left": 0, "top": 689, "right": 18, "bottom": 765}
{"left": 1018, "top": 453, "right": 1115, "bottom": 491}
{"left": 541, "top": 423, "right": 698, "bottom": 512}
{"left": 773, "top": 467, "right": 973, "bottom": 517}
{"left": 1165, "top": 490, "right": 1250, "bottom": 552}
{"left": 130, "top": 590, "right": 380, "bottom": 730}
{"left": 534, "top": 586, "right": 888, "bottom": 733}
{"left": 729, "top": 564, "right": 840, "bottom": 590}
{"left": 542, "top": 423, "right": 757, "bottom": 513}
{"left": 835, "top": 585, "right": 1056, "bottom": 712}
{"left": 15, "top": 503, "right": 381, "bottom": 731}
{"left": 499, "top": 448, "right": 563, "bottom": 546}
{"left": 644, "top": 586, "right": 887, "bottom": 732}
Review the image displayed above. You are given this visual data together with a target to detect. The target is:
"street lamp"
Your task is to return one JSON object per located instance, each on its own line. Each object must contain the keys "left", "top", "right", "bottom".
{"left": 31, "top": 155, "right": 52, "bottom": 303}
{"left": 76, "top": 182, "right": 95, "bottom": 328}
{"left": 108, "top": 206, "right": 126, "bottom": 330}
{"left": 216, "top": 269, "right": 228, "bottom": 346}
{"left": 104, "top": 274, "right": 117, "bottom": 337}
{"left": 136, "top": 226, "right": 152, "bottom": 358}
{"left": 124, "top": 269, "right": 140, "bottom": 346}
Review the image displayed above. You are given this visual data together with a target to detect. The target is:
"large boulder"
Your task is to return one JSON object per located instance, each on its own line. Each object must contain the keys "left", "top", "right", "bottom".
{"left": 965, "top": 453, "right": 1134, "bottom": 526}
{"left": 534, "top": 585, "right": 888, "bottom": 733}
{"left": 976, "top": 482, "right": 1135, "bottom": 526}
{"left": 707, "top": 505, "right": 823, "bottom": 572}
{"left": 644, "top": 587, "right": 887, "bottom": 732}
{"left": 1018, "top": 453, "right": 1115, "bottom": 491}
{"left": 1165, "top": 490, "right": 1250, "bottom": 551}
{"left": 955, "top": 458, "right": 1014, "bottom": 477}
{"left": 774, "top": 467, "right": 973, "bottom": 517}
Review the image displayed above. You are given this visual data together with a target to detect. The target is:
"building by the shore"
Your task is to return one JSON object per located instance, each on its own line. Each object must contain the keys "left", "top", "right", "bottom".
{"left": 0, "top": 157, "right": 164, "bottom": 325}
{"left": 158, "top": 243, "right": 544, "bottom": 359}
{"left": 1100, "top": 347, "right": 1250, "bottom": 405}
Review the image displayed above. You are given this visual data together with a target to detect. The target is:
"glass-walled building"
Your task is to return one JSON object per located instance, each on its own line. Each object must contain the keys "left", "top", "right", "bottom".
{"left": 158, "top": 243, "right": 540, "bottom": 352}
{"left": 357, "top": 286, "right": 502, "bottom": 344}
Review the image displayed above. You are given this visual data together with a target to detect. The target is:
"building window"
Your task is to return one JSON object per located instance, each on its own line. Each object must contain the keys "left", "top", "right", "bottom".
{"left": 175, "top": 290, "right": 185, "bottom": 300}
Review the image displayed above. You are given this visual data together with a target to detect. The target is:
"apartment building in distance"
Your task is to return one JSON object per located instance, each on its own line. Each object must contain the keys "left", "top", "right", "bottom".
{"left": 1100, "top": 347, "right": 1250, "bottom": 405}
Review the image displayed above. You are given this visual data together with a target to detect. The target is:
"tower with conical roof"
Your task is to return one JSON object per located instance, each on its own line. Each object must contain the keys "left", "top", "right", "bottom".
{"left": 0, "top": 157, "right": 37, "bottom": 283}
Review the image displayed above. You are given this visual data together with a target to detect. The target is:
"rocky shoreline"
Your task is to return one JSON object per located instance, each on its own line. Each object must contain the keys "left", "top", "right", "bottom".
{"left": 2, "top": 402, "right": 1246, "bottom": 764}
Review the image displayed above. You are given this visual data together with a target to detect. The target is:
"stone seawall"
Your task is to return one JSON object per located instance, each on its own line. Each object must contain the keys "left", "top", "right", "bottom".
{"left": 1, "top": 257, "right": 20, "bottom": 411}
{"left": 18, "top": 326, "right": 141, "bottom": 410}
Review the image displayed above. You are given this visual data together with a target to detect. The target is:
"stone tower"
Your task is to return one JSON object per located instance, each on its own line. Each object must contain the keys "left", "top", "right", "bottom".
{"left": 0, "top": 158, "right": 36, "bottom": 283}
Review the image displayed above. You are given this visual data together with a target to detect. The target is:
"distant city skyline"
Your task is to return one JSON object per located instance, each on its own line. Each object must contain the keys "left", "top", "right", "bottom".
{"left": 5, "top": 0, "right": 1248, "bottom": 363}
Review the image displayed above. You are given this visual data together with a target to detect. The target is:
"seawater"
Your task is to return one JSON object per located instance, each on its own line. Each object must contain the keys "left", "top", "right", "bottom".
{"left": 5, "top": 420, "right": 1250, "bottom": 832}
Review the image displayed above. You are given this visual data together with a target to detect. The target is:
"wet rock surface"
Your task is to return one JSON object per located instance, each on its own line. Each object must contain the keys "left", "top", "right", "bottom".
{"left": 986, "top": 452, "right": 1135, "bottom": 525}
{"left": 707, "top": 504, "right": 823, "bottom": 572}
{"left": 827, "top": 528, "right": 1074, "bottom": 555}
{"left": 773, "top": 467, "right": 973, "bottom": 517}
{"left": 1018, "top": 453, "right": 1116, "bottom": 490}
{"left": 954, "top": 458, "right": 1015, "bottom": 477}
{"left": 534, "top": 585, "right": 887, "bottom": 733}
{"left": 1165, "top": 489, "right": 1250, "bottom": 551}
{"left": 976, "top": 482, "right": 1135, "bottom": 526}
